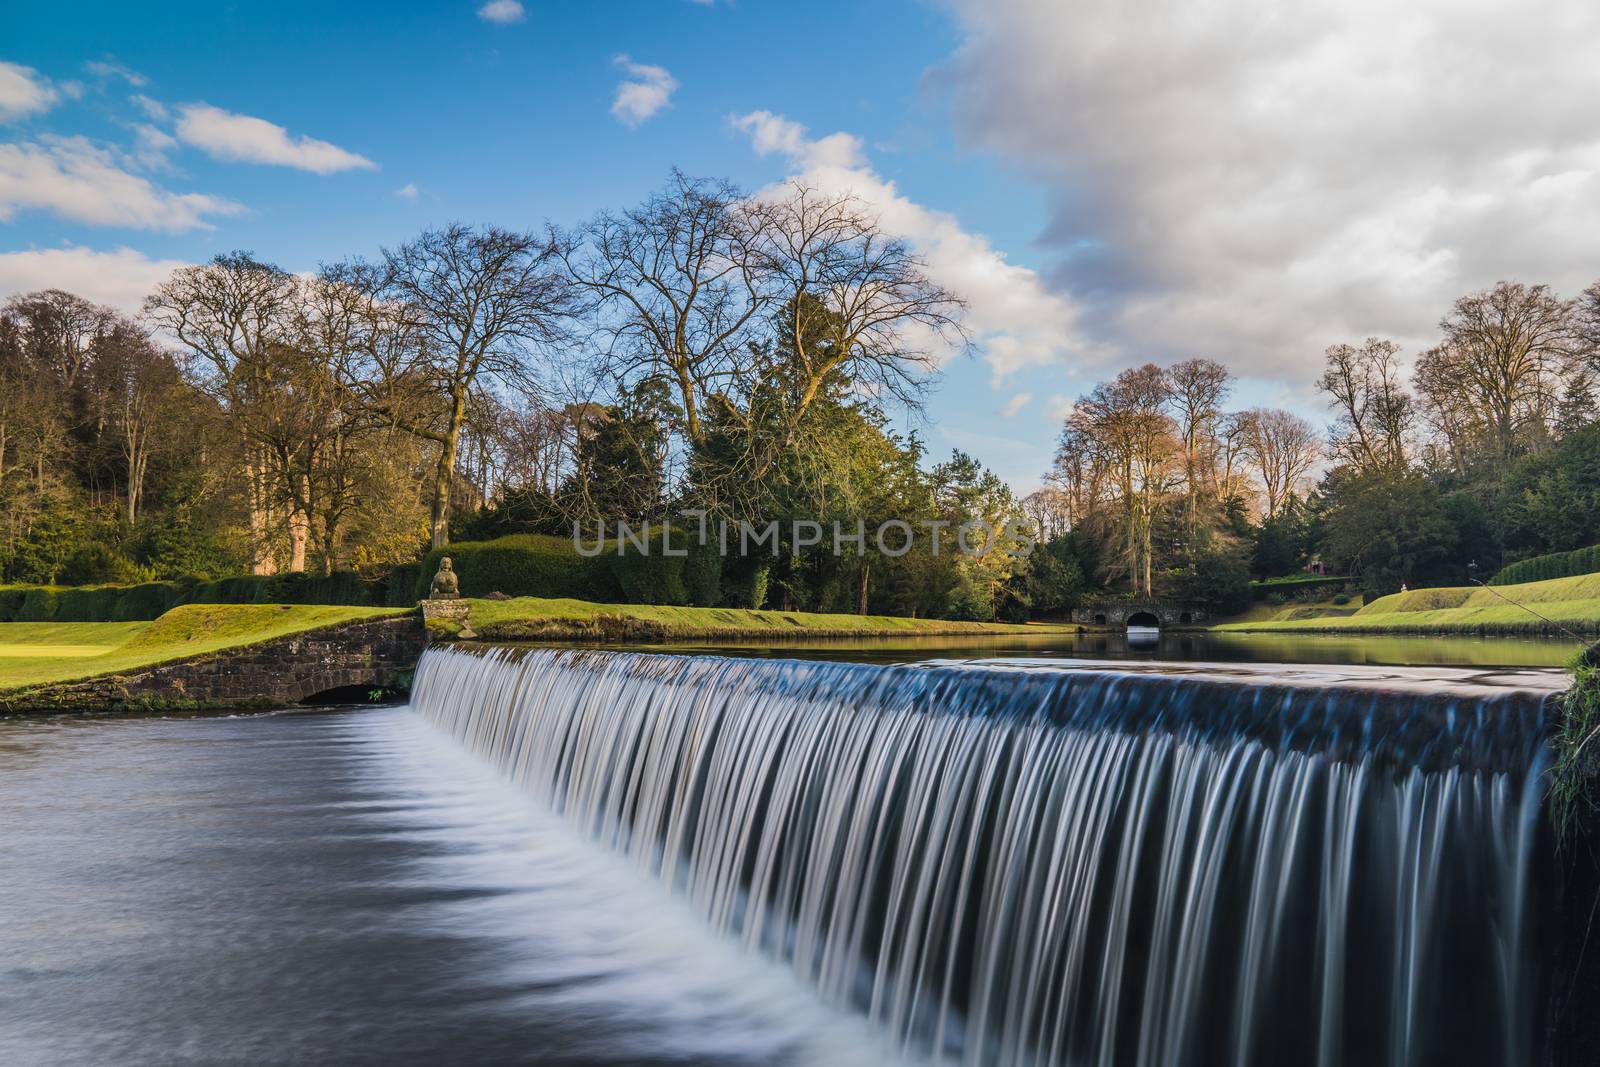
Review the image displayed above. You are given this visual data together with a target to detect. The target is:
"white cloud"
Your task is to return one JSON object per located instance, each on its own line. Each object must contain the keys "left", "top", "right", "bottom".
{"left": 611, "top": 56, "right": 678, "bottom": 127}
{"left": 1044, "top": 394, "right": 1075, "bottom": 424}
{"left": 936, "top": 0, "right": 1600, "bottom": 383}
{"left": 175, "top": 103, "right": 375, "bottom": 173}
{"left": 0, "top": 136, "right": 242, "bottom": 231}
{"left": 477, "top": 0, "right": 525, "bottom": 24}
{"left": 0, "top": 246, "right": 188, "bottom": 315}
{"left": 1001, "top": 392, "right": 1033, "bottom": 418}
{"left": 84, "top": 60, "right": 147, "bottom": 87}
{"left": 0, "top": 61, "right": 58, "bottom": 122}
{"left": 132, "top": 123, "right": 178, "bottom": 169}
{"left": 731, "top": 109, "right": 1092, "bottom": 382}
{"left": 130, "top": 93, "right": 168, "bottom": 121}
{"left": 394, "top": 182, "right": 419, "bottom": 200}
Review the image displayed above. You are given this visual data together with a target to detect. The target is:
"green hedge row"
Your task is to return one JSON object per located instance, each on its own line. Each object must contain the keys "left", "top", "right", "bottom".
{"left": 1247, "top": 574, "right": 1352, "bottom": 600}
{"left": 1491, "top": 545, "right": 1600, "bottom": 586}
{"left": 414, "top": 530, "right": 735, "bottom": 607}
{"left": 1, "top": 528, "right": 766, "bottom": 623}
{"left": 415, "top": 534, "right": 623, "bottom": 603}
{"left": 0, "top": 571, "right": 393, "bottom": 623}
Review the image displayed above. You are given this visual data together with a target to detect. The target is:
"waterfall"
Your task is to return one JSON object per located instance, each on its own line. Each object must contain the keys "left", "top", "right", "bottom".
{"left": 409, "top": 646, "right": 1554, "bottom": 1067}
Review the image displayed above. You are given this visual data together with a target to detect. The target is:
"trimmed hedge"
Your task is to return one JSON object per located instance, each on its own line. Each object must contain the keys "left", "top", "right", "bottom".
{"left": 415, "top": 534, "right": 621, "bottom": 603}
{"left": 0, "top": 529, "right": 751, "bottom": 622}
{"left": 1247, "top": 574, "right": 1352, "bottom": 601}
{"left": 1491, "top": 545, "right": 1600, "bottom": 586}
{"left": 386, "top": 563, "right": 423, "bottom": 607}
{"left": 0, "top": 569, "right": 394, "bottom": 622}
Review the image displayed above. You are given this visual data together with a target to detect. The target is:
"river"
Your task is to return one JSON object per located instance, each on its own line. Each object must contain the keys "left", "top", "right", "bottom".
{"left": 0, "top": 636, "right": 1574, "bottom": 1065}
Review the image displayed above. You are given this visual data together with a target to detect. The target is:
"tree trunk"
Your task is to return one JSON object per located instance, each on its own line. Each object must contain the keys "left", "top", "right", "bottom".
{"left": 247, "top": 455, "right": 276, "bottom": 575}
{"left": 430, "top": 388, "right": 468, "bottom": 551}
{"left": 857, "top": 562, "right": 871, "bottom": 615}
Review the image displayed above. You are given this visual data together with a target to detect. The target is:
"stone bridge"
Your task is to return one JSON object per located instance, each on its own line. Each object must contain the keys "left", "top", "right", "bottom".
{"left": 1070, "top": 600, "right": 1205, "bottom": 628}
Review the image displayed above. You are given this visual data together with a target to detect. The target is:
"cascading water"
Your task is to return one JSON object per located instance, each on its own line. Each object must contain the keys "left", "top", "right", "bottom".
{"left": 409, "top": 646, "right": 1556, "bottom": 1067}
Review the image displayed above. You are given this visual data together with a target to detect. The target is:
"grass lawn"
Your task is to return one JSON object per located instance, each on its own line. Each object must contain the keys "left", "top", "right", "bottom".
{"left": 1211, "top": 573, "right": 1600, "bottom": 634}
{"left": 0, "top": 604, "right": 406, "bottom": 691}
{"left": 1208, "top": 595, "right": 1366, "bottom": 628}
{"left": 457, "top": 596, "right": 1079, "bottom": 642}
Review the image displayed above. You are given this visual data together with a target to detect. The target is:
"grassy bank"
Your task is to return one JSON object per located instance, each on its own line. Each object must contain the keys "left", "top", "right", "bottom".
{"left": 449, "top": 596, "right": 1079, "bottom": 643}
{"left": 1208, "top": 595, "right": 1366, "bottom": 628}
{"left": 1212, "top": 573, "right": 1600, "bottom": 635}
{"left": 0, "top": 604, "right": 406, "bottom": 691}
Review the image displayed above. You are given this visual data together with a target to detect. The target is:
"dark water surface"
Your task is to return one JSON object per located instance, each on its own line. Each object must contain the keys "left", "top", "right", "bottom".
{"left": 0, "top": 708, "right": 900, "bottom": 1067}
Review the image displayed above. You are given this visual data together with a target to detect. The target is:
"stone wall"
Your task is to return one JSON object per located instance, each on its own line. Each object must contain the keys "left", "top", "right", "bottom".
{"left": 0, "top": 614, "right": 426, "bottom": 715}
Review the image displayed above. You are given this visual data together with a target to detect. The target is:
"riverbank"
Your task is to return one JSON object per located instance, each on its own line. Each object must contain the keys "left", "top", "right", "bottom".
{"left": 438, "top": 596, "right": 1080, "bottom": 643}
{"left": 0, "top": 604, "right": 410, "bottom": 698}
{"left": 1210, "top": 573, "right": 1600, "bottom": 635}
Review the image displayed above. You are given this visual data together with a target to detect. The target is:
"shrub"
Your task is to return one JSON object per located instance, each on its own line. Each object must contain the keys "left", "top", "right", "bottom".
{"left": 682, "top": 539, "right": 723, "bottom": 608}
{"left": 1169, "top": 546, "right": 1253, "bottom": 615}
{"left": 1332, "top": 593, "right": 1351, "bottom": 606}
{"left": 59, "top": 544, "right": 143, "bottom": 586}
{"left": 0, "top": 587, "right": 28, "bottom": 622}
{"left": 16, "top": 587, "right": 62, "bottom": 622}
{"left": 608, "top": 549, "right": 689, "bottom": 606}
{"left": 0, "top": 570, "right": 387, "bottom": 622}
{"left": 58, "top": 586, "right": 122, "bottom": 621}
{"left": 414, "top": 534, "right": 621, "bottom": 602}
{"left": 722, "top": 560, "right": 770, "bottom": 610}
{"left": 1491, "top": 544, "right": 1600, "bottom": 586}
{"left": 114, "top": 582, "right": 185, "bottom": 621}
{"left": 386, "top": 563, "right": 423, "bottom": 607}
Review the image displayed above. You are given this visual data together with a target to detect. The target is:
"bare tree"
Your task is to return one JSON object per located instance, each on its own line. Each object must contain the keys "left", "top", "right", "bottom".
{"left": 145, "top": 253, "right": 303, "bottom": 573}
{"left": 741, "top": 182, "right": 966, "bottom": 441}
{"left": 1317, "top": 338, "right": 1410, "bottom": 472}
{"left": 3, "top": 289, "right": 110, "bottom": 391}
{"left": 1165, "top": 357, "right": 1232, "bottom": 552}
{"left": 1020, "top": 487, "right": 1075, "bottom": 542}
{"left": 1063, "top": 364, "right": 1177, "bottom": 595}
{"left": 560, "top": 172, "right": 765, "bottom": 445}
{"left": 379, "top": 225, "right": 576, "bottom": 549}
{"left": 1426, "top": 282, "right": 1577, "bottom": 460}
{"left": 89, "top": 320, "right": 183, "bottom": 525}
{"left": 1242, "top": 408, "right": 1320, "bottom": 518}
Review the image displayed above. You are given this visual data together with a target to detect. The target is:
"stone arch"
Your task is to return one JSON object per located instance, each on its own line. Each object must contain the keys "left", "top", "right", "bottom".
{"left": 1179, "top": 611, "right": 1193, "bottom": 625}
{"left": 1126, "top": 610, "right": 1160, "bottom": 628}
{"left": 1093, "top": 613, "right": 1108, "bottom": 625}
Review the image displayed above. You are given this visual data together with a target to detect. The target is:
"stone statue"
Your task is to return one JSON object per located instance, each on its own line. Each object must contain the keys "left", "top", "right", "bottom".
{"left": 428, "top": 557, "right": 460, "bottom": 599}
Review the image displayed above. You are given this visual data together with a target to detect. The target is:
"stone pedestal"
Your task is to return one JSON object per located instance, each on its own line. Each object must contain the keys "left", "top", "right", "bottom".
{"left": 421, "top": 598, "right": 476, "bottom": 639}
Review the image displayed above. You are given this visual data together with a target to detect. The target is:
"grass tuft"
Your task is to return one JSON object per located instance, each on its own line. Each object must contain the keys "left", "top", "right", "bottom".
{"left": 1551, "top": 644, "right": 1600, "bottom": 845}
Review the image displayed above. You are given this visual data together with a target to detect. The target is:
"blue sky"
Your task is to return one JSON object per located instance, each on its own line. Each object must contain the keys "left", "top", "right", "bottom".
{"left": 6, "top": 0, "right": 1599, "bottom": 491}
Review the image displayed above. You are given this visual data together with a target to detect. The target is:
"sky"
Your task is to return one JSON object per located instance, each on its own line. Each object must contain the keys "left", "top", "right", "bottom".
{"left": 4, "top": 0, "right": 1599, "bottom": 491}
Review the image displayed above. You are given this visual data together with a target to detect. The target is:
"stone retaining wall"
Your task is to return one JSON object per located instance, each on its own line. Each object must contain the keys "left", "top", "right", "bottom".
{"left": 0, "top": 614, "right": 426, "bottom": 715}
